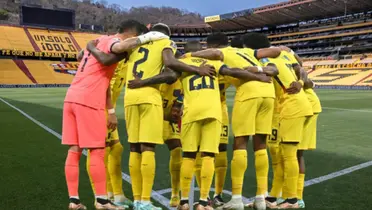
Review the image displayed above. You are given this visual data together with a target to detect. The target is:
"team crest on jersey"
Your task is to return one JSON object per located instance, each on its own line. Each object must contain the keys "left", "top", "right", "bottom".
{"left": 260, "top": 58, "right": 269, "bottom": 64}
{"left": 51, "top": 63, "right": 78, "bottom": 75}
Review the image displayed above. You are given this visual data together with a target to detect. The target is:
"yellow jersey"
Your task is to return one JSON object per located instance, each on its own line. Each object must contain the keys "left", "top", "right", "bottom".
{"left": 124, "top": 39, "right": 177, "bottom": 107}
{"left": 179, "top": 57, "right": 225, "bottom": 124}
{"left": 260, "top": 51, "right": 313, "bottom": 119}
{"left": 282, "top": 51, "right": 322, "bottom": 114}
{"left": 218, "top": 75, "right": 232, "bottom": 104}
{"left": 110, "top": 59, "right": 128, "bottom": 104}
{"left": 160, "top": 80, "right": 183, "bottom": 118}
{"left": 219, "top": 46, "right": 275, "bottom": 101}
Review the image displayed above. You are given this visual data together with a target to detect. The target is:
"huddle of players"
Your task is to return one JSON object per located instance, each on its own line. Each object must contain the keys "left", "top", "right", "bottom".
{"left": 65, "top": 19, "right": 321, "bottom": 210}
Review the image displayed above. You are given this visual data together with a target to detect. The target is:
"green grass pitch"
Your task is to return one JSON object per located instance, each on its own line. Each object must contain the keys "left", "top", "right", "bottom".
{"left": 0, "top": 88, "right": 372, "bottom": 209}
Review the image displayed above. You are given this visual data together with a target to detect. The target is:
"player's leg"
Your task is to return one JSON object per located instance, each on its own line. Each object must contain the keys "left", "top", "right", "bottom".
{"left": 221, "top": 99, "right": 256, "bottom": 210}
{"left": 276, "top": 117, "right": 306, "bottom": 209}
{"left": 125, "top": 105, "right": 142, "bottom": 208}
{"left": 179, "top": 120, "right": 201, "bottom": 210}
{"left": 138, "top": 104, "right": 164, "bottom": 210}
{"left": 253, "top": 97, "right": 274, "bottom": 210}
{"left": 163, "top": 120, "right": 182, "bottom": 206}
{"left": 62, "top": 102, "right": 87, "bottom": 210}
{"left": 213, "top": 104, "right": 229, "bottom": 207}
{"left": 194, "top": 151, "right": 202, "bottom": 188}
{"left": 108, "top": 138, "right": 133, "bottom": 207}
{"left": 75, "top": 103, "right": 124, "bottom": 209}
{"left": 197, "top": 118, "right": 221, "bottom": 210}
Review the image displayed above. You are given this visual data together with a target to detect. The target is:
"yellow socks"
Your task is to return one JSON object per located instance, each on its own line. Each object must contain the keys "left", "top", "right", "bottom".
{"left": 108, "top": 143, "right": 124, "bottom": 199}
{"left": 129, "top": 152, "right": 142, "bottom": 201}
{"left": 181, "top": 158, "right": 196, "bottom": 199}
{"left": 169, "top": 147, "right": 182, "bottom": 198}
{"left": 255, "top": 149, "right": 269, "bottom": 196}
{"left": 200, "top": 156, "right": 215, "bottom": 200}
{"left": 141, "top": 151, "right": 156, "bottom": 202}
{"left": 268, "top": 145, "right": 284, "bottom": 198}
{"left": 231, "top": 150, "right": 247, "bottom": 195}
{"left": 280, "top": 144, "right": 299, "bottom": 199}
{"left": 297, "top": 173, "right": 305, "bottom": 200}
{"left": 194, "top": 152, "right": 202, "bottom": 188}
{"left": 214, "top": 151, "right": 227, "bottom": 195}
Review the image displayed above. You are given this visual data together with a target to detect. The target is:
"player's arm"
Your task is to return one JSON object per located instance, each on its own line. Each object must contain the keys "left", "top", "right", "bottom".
{"left": 254, "top": 47, "right": 282, "bottom": 59}
{"left": 127, "top": 68, "right": 181, "bottom": 89}
{"left": 106, "top": 86, "right": 118, "bottom": 130}
{"left": 219, "top": 66, "right": 272, "bottom": 83}
{"left": 244, "top": 65, "right": 279, "bottom": 76}
{"left": 162, "top": 49, "right": 216, "bottom": 76}
{"left": 111, "top": 31, "right": 169, "bottom": 54}
{"left": 77, "top": 50, "right": 84, "bottom": 62}
{"left": 189, "top": 49, "right": 224, "bottom": 61}
{"left": 87, "top": 40, "right": 127, "bottom": 66}
{"left": 301, "top": 69, "right": 315, "bottom": 89}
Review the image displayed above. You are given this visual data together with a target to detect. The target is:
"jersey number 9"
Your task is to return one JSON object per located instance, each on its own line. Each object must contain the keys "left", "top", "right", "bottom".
{"left": 189, "top": 75, "right": 215, "bottom": 91}
{"left": 132, "top": 47, "right": 149, "bottom": 78}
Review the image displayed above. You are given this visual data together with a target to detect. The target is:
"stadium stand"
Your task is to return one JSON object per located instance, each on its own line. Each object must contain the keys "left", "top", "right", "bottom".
{"left": 0, "top": 59, "right": 33, "bottom": 84}
{"left": 23, "top": 60, "right": 74, "bottom": 84}
{"left": 0, "top": 26, "right": 34, "bottom": 51}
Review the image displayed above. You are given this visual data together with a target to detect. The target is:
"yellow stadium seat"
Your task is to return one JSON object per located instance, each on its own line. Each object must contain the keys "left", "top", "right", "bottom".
{"left": 0, "top": 26, "right": 34, "bottom": 51}
{"left": 72, "top": 32, "right": 101, "bottom": 50}
{"left": 0, "top": 59, "right": 33, "bottom": 84}
{"left": 23, "top": 60, "right": 74, "bottom": 84}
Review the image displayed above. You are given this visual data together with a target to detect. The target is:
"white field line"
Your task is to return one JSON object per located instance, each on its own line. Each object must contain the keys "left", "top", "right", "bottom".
{"left": 322, "top": 107, "right": 372, "bottom": 113}
{"left": 0, "top": 98, "right": 172, "bottom": 209}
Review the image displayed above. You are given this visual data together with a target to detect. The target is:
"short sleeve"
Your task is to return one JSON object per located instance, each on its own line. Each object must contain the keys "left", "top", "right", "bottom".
{"left": 108, "top": 37, "right": 121, "bottom": 53}
{"left": 164, "top": 40, "right": 178, "bottom": 54}
{"left": 215, "top": 61, "right": 227, "bottom": 74}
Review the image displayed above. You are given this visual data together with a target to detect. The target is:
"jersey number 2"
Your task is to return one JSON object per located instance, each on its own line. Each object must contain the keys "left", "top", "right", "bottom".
{"left": 132, "top": 47, "right": 149, "bottom": 78}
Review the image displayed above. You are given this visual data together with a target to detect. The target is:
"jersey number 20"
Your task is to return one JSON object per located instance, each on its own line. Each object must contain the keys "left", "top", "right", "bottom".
{"left": 132, "top": 47, "right": 149, "bottom": 78}
{"left": 189, "top": 75, "right": 215, "bottom": 91}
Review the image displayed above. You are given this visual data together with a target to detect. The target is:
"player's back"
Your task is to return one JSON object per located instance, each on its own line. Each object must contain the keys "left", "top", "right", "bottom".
{"left": 65, "top": 35, "right": 119, "bottom": 109}
{"left": 179, "top": 57, "right": 223, "bottom": 124}
{"left": 125, "top": 39, "right": 177, "bottom": 107}
{"left": 219, "top": 46, "right": 275, "bottom": 101}
{"left": 110, "top": 59, "right": 129, "bottom": 104}
{"left": 160, "top": 80, "right": 183, "bottom": 117}
{"left": 260, "top": 52, "right": 312, "bottom": 119}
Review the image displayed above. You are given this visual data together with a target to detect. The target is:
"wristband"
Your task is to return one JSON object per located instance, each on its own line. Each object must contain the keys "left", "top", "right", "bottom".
{"left": 108, "top": 108, "right": 115, "bottom": 114}
{"left": 137, "top": 34, "right": 150, "bottom": 44}
{"left": 312, "top": 81, "right": 316, "bottom": 88}
{"left": 257, "top": 66, "right": 263, "bottom": 72}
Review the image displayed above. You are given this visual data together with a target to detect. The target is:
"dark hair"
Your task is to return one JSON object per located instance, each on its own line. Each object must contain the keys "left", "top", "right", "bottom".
{"left": 230, "top": 35, "right": 243, "bottom": 48}
{"left": 151, "top": 23, "right": 171, "bottom": 36}
{"left": 242, "top": 33, "right": 270, "bottom": 49}
{"left": 184, "top": 40, "right": 202, "bottom": 53}
{"left": 118, "top": 20, "right": 146, "bottom": 35}
{"left": 206, "top": 32, "right": 228, "bottom": 48}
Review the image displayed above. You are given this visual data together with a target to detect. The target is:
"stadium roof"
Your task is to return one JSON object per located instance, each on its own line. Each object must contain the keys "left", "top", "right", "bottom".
{"left": 203, "top": 0, "right": 372, "bottom": 31}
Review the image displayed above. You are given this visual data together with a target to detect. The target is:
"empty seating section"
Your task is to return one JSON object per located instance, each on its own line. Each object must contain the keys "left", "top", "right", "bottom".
{"left": 308, "top": 68, "right": 372, "bottom": 86}
{"left": 27, "top": 28, "right": 79, "bottom": 54}
{"left": 0, "top": 59, "right": 32, "bottom": 84}
{"left": 23, "top": 60, "right": 74, "bottom": 84}
{"left": 0, "top": 26, "right": 34, "bottom": 51}
{"left": 72, "top": 32, "right": 100, "bottom": 50}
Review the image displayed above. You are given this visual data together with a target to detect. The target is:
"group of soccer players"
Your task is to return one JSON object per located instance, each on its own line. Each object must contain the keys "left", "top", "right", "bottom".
{"left": 61, "top": 19, "right": 321, "bottom": 210}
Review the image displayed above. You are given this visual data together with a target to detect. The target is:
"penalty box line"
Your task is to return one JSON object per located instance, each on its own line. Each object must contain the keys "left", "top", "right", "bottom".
{"left": 0, "top": 98, "right": 172, "bottom": 210}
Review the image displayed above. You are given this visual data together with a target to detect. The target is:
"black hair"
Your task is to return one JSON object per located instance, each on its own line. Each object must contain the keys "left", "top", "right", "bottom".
{"left": 184, "top": 40, "right": 202, "bottom": 53}
{"left": 118, "top": 19, "right": 146, "bottom": 35}
{"left": 242, "top": 32, "right": 271, "bottom": 49}
{"left": 230, "top": 35, "right": 243, "bottom": 48}
{"left": 206, "top": 32, "right": 228, "bottom": 48}
{"left": 151, "top": 23, "right": 171, "bottom": 36}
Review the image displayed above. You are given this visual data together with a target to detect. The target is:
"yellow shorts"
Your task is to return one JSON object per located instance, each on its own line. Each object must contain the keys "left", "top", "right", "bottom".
{"left": 299, "top": 114, "right": 319, "bottom": 150}
{"left": 106, "top": 129, "right": 119, "bottom": 143}
{"left": 267, "top": 113, "right": 280, "bottom": 147}
{"left": 125, "top": 104, "right": 163, "bottom": 144}
{"left": 163, "top": 120, "right": 181, "bottom": 141}
{"left": 232, "top": 97, "right": 274, "bottom": 137}
{"left": 181, "top": 118, "right": 221, "bottom": 153}
{"left": 220, "top": 103, "right": 229, "bottom": 144}
{"left": 279, "top": 117, "right": 306, "bottom": 143}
